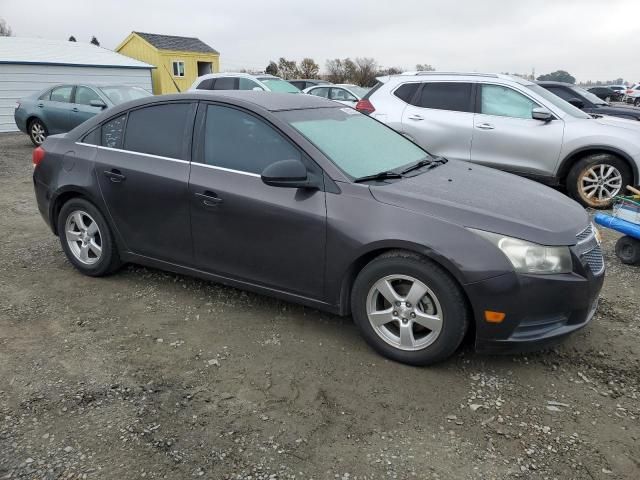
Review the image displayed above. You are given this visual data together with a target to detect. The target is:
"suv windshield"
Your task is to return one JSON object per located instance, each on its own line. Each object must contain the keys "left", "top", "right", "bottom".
{"left": 99, "top": 86, "right": 152, "bottom": 105}
{"left": 279, "top": 108, "right": 429, "bottom": 179}
{"left": 525, "top": 84, "right": 591, "bottom": 119}
{"left": 257, "top": 78, "right": 300, "bottom": 93}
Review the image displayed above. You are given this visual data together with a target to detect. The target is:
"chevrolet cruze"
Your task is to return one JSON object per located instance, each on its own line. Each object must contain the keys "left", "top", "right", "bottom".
{"left": 32, "top": 92, "right": 604, "bottom": 365}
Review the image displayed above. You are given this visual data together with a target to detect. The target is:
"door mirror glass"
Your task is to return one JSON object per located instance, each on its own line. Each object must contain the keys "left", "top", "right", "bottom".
{"left": 567, "top": 98, "right": 584, "bottom": 109}
{"left": 532, "top": 107, "right": 553, "bottom": 121}
{"left": 90, "top": 99, "right": 107, "bottom": 109}
{"left": 261, "top": 159, "right": 313, "bottom": 188}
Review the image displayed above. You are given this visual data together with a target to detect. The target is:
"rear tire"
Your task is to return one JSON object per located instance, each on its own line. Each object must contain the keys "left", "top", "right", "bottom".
{"left": 28, "top": 118, "right": 48, "bottom": 146}
{"left": 566, "top": 153, "right": 631, "bottom": 209}
{"left": 351, "top": 251, "right": 469, "bottom": 366}
{"left": 615, "top": 236, "right": 640, "bottom": 265}
{"left": 57, "top": 198, "right": 121, "bottom": 276}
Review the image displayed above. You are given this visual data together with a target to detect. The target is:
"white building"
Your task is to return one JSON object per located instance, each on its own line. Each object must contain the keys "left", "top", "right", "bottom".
{"left": 0, "top": 37, "right": 154, "bottom": 133}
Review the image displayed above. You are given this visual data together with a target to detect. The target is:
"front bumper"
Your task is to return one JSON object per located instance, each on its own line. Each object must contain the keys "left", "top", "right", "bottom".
{"left": 466, "top": 267, "right": 604, "bottom": 355}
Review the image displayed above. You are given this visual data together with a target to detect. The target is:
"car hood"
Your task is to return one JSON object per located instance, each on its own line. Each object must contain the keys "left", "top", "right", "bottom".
{"left": 594, "top": 104, "right": 640, "bottom": 117}
{"left": 369, "top": 161, "right": 588, "bottom": 246}
{"left": 592, "top": 113, "right": 640, "bottom": 131}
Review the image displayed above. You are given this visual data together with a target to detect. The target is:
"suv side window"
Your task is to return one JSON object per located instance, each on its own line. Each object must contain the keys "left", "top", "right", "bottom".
{"left": 101, "top": 115, "right": 126, "bottom": 149}
{"left": 480, "top": 84, "right": 538, "bottom": 119}
{"left": 213, "top": 77, "right": 239, "bottom": 90}
{"left": 393, "top": 83, "right": 420, "bottom": 104}
{"left": 202, "top": 104, "right": 300, "bottom": 174}
{"left": 196, "top": 78, "right": 215, "bottom": 90}
{"left": 123, "top": 103, "right": 193, "bottom": 159}
{"left": 308, "top": 87, "right": 329, "bottom": 98}
{"left": 50, "top": 86, "right": 73, "bottom": 103}
{"left": 417, "top": 82, "right": 473, "bottom": 112}
{"left": 238, "top": 78, "right": 262, "bottom": 90}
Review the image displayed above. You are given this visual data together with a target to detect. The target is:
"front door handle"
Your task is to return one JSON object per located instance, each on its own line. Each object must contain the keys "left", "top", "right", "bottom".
{"left": 37, "top": 103, "right": 44, "bottom": 108}
{"left": 476, "top": 123, "right": 495, "bottom": 130}
{"left": 407, "top": 114, "right": 424, "bottom": 121}
{"left": 72, "top": 107, "right": 79, "bottom": 112}
{"left": 103, "top": 169, "right": 126, "bottom": 183}
{"left": 195, "top": 191, "right": 223, "bottom": 207}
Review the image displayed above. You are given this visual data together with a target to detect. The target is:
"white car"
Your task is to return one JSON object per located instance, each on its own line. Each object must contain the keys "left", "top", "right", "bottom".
{"left": 608, "top": 84, "right": 628, "bottom": 102}
{"left": 303, "top": 84, "right": 370, "bottom": 106}
{"left": 625, "top": 83, "right": 640, "bottom": 106}
{"left": 189, "top": 73, "right": 300, "bottom": 93}
{"left": 357, "top": 72, "right": 640, "bottom": 208}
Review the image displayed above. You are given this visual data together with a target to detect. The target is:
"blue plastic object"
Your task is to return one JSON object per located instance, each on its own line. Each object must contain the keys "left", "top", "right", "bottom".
{"left": 594, "top": 212, "right": 640, "bottom": 240}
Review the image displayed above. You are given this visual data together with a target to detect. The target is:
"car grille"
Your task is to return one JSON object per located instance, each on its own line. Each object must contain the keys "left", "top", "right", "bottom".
{"left": 573, "top": 224, "right": 605, "bottom": 276}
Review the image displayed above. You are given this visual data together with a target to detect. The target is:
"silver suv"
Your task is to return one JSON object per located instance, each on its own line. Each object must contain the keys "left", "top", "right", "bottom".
{"left": 358, "top": 72, "right": 640, "bottom": 208}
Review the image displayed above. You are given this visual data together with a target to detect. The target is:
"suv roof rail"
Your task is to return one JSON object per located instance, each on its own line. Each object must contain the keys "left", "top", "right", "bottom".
{"left": 400, "top": 71, "right": 501, "bottom": 78}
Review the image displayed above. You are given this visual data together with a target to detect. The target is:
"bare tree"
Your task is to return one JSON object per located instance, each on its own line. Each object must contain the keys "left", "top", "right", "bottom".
{"left": 299, "top": 58, "right": 320, "bottom": 79}
{"left": 326, "top": 59, "right": 346, "bottom": 83}
{"left": 415, "top": 63, "right": 435, "bottom": 72}
{"left": 352, "top": 57, "right": 378, "bottom": 87}
{"left": 265, "top": 61, "right": 278, "bottom": 76}
{"left": 378, "top": 66, "right": 403, "bottom": 76}
{"left": 90, "top": 36, "right": 100, "bottom": 46}
{"left": 0, "top": 18, "right": 13, "bottom": 36}
{"left": 277, "top": 57, "right": 298, "bottom": 79}
{"left": 68, "top": 36, "right": 77, "bottom": 42}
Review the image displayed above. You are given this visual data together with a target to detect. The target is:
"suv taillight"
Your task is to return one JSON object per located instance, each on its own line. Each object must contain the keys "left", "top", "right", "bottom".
{"left": 32, "top": 146, "right": 45, "bottom": 167}
{"left": 355, "top": 99, "right": 375, "bottom": 115}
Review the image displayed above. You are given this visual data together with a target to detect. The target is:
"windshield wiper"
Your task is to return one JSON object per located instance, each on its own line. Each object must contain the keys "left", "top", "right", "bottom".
{"left": 353, "top": 170, "right": 404, "bottom": 183}
{"left": 400, "top": 156, "right": 448, "bottom": 175}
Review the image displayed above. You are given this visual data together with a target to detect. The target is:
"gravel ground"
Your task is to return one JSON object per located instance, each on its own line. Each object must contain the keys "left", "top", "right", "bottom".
{"left": 0, "top": 132, "right": 638, "bottom": 479}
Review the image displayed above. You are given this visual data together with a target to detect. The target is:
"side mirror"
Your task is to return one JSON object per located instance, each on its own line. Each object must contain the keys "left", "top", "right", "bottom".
{"left": 90, "top": 99, "right": 107, "bottom": 109}
{"left": 567, "top": 98, "right": 584, "bottom": 109}
{"left": 532, "top": 107, "right": 553, "bottom": 122}
{"left": 261, "top": 159, "right": 317, "bottom": 189}
{"left": 252, "top": 87, "right": 264, "bottom": 92}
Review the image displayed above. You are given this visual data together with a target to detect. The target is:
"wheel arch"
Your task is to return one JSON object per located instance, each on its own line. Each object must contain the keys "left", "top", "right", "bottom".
{"left": 49, "top": 187, "right": 106, "bottom": 236}
{"left": 558, "top": 146, "right": 639, "bottom": 184}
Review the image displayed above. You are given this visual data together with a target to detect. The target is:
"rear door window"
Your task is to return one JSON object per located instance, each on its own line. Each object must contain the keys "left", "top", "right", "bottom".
{"left": 196, "top": 78, "right": 215, "bottom": 90}
{"left": 330, "top": 88, "right": 357, "bottom": 101}
{"left": 201, "top": 104, "right": 300, "bottom": 174}
{"left": 50, "top": 86, "right": 73, "bottom": 103}
{"left": 238, "top": 78, "right": 262, "bottom": 90}
{"left": 123, "top": 103, "right": 193, "bottom": 159}
{"left": 213, "top": 77, "right": 239, "bottom": 90}
{"left": 308, "top": 87, "right": 329, "bottom": 98}
{"left": 417, "top": 82, "right": 473, "bottom": 112}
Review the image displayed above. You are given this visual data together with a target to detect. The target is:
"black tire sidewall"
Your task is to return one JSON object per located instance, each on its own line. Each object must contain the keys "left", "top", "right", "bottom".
{"left": 351, "top": 254, "right": 469, "bottom": 366}
{"left": 29, "top": 119, "right": 47, "bottom": 146}
{"left": 567, "top": 154, "right": 632, "bottom": 209}
{"left": 615, "top": 236, "right": 640, "bottom": 265}
{"left": 57, "top": 198, "right": 119, "bottom": 276}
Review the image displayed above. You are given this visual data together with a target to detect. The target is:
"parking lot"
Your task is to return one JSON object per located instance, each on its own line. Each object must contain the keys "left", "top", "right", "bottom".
{"left": 0, "top": 132, "right": 638, "bottom": 479}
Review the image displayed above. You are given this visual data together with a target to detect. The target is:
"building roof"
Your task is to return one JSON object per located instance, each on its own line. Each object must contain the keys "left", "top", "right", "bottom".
{"left": 0, "top": 37, "right": 153, "bottom": 69}
{"left": 134, "top": 32, "right": 219, "bottom": 54}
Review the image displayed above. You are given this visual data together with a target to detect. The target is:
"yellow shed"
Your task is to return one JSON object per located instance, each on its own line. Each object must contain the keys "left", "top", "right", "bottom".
{"left": 116, "top": 32, "right": 220, "bottom": 94}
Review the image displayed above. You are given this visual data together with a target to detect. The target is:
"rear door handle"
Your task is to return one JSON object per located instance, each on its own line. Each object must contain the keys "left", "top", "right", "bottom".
{"left": 103, "top": 169, "right": 126, "bottom": 183}
{"left": 37, "top": 103, "right": 44, "bottom": 108}
{"left": 72, "top": 107, "right": 79, "bottom": 112}
{"left": 476, "top": 123, "right": 495, "bottom": 130}
{"left": 195, "top": 191, "right": 223, "bottom": 207}
{"left": 407, "top": 114, "right": 424, "bottom": 121}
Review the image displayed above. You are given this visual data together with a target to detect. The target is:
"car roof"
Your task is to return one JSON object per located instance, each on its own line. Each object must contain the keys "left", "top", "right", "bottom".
{"left": 536, "top": 81, "right": 575, "bottom": 87}
{"left": 379, "top": 72, "right": 535, "bottom": 86}
{"left": 194, "top": 72, "right": 279, "bottom": 80}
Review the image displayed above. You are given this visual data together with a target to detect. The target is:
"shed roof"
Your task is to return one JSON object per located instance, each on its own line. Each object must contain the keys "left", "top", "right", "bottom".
{"left": 134, "top": 32, "right": 219, "bottom": 54}
{"left": 0, "top": 37, "right": 154, "bottom": 69}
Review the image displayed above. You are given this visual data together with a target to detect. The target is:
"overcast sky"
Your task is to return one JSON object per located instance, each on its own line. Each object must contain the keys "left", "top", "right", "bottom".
{"left": 2, "top": 0, "right": 638, "bottom": 82}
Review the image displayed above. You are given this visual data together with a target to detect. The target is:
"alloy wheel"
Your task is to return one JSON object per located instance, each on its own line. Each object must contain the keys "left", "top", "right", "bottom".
{"left": 30, "top": 121, "right": 46, "bottom": 145}
{"left": 578, "top": 164, "right": 623, "bottom": 205}
{"left": 366, "top": 274, "right": 443, "bottom": 351}
{"left": 65, "top": 210, "right": 102, "bottom": 265}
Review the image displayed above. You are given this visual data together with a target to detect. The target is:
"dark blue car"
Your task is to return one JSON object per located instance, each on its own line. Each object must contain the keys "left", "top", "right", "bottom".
{"left": 15, "top": 84, "right": 151, "bottom": 145}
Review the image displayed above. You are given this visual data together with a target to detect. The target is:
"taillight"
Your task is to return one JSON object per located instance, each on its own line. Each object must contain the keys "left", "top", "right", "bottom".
{"left": 355, "top": 99, "right": 375, "bottom": 115}
{"left": 32, "top": 146, "right": 45, "bottom": 167}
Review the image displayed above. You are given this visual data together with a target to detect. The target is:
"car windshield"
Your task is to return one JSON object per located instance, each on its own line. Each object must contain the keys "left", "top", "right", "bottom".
{"left": 525, "top": 84, "right": 591, "bottom": 119}
{"left": 257, "top": 78, "right": 300, "bottom": 93}
{"left": 99, "top": 86, "right": 152, "bottom": 105}
{"left": 571, "top": 85, "right": 607, "bottom": 105}
{"left": 279, "top": 107, "right": 429, "bottom": 179}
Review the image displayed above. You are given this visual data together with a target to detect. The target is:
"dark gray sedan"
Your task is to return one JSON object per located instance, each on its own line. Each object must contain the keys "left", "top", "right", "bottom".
{"left": 15, "top": 84, "right": 151, "bottom": 145}
{"left": 32, "top": 92, "right": 604, "bottom": 365}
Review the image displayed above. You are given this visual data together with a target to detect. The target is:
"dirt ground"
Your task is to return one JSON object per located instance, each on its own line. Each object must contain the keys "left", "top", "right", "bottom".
{"left": 0, "top": 132, "right": 638, "bottom": 480}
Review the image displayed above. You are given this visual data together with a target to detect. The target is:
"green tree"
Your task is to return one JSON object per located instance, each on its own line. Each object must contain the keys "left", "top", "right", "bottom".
{"left": 265, "top": 61, "right": 278, "bottom": 76}
{"left": 299, "top": 58, "right": 320, "bottom": 78}
{"left": 537, "top": 70, "right": 575, "bottom": 84}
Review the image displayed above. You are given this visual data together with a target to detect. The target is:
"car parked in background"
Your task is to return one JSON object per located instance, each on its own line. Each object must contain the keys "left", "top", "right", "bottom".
{"left": 14, "top": 84, "right": 151, "bottom": 146}
{"left": 289, "top": 79, "right": 331, "bottom": 90}
{"left": 189, "top": 73, "right": 299, "bottom": 93}
{"left": 625, "top": 83, "right": 640, "bottom": 106}
{"left": 587, "top": 86, "right": 623, "bottom": 102}
{"left": 33, "top": 91, "right": 604, "bottom": 365}
{"left": 304, "top": 83, "right": 370, "bottom": 106}
{"left": 358, "top": 72, "right": 640, "bottom": 208}
{"left": 539, "top": 81, "right": 640, "bottom": 121}
{"left": 608, "top": 84, "right": 628, "bottom": 100}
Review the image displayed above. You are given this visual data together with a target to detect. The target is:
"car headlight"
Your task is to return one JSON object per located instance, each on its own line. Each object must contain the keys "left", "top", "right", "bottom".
{"left": 470, "top": 229, "right": 573, "bottom": 274}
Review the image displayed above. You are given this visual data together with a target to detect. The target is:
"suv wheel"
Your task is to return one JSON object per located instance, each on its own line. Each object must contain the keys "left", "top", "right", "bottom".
{"left": 351, "top": 251, "right": 469, "bottom": 366}
{"left": 615, "top": 236, "right": 640, "bottom": 265}
{"left": 57, "top": 198, "right": 121, "bottom": 276}
{"left": 29, "top": 118, "right": 48, "bottom": 146}
{"left": 567, "top": 153, "right": 631, "bottom": 209}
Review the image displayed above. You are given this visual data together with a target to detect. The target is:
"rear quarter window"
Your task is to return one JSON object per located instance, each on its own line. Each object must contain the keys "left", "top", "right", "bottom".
{"left": 393, "top": 83, "right": 420, "bottom": 104}
{"left": 101, "top": 115, "right": 126, "bottom": 149}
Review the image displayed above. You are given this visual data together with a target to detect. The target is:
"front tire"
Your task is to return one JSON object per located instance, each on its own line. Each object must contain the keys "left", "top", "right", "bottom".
{"left": 57, "top": 198, "right": 121, "bottom": 276}
{"left": 28, "top": 118, "right": 48, "bottom": 146}
{"left": 566, "top": 153, "right": 631, "bottom": 209}
{"left": 615, "top": 236, "right": 640, "bottom": 265}
{"left": 351, "top": 251, "right": 469, "bottom": 366}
